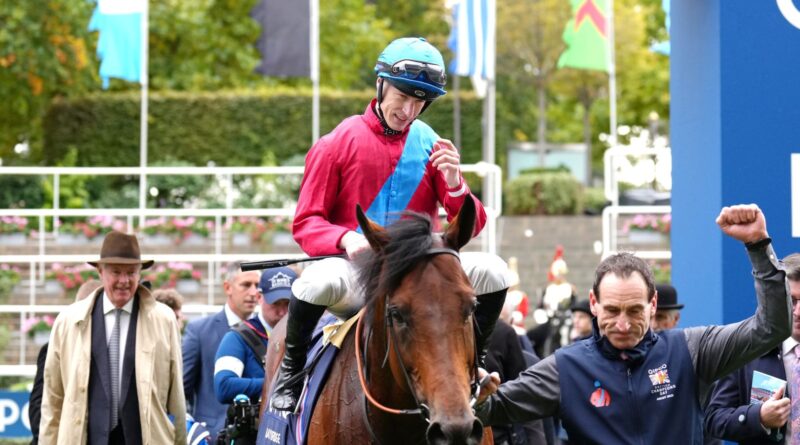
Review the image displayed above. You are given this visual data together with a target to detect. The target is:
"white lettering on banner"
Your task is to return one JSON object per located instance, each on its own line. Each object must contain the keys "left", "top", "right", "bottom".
{"left": 0, "top": 398, "right": 30, "bottom": 434}
{"left": 0, "top": 399, "right": 19, "bottom": 433}
{"left": 264, "top": 428, "right": 282, "bottom": 443}
{"left": 777, "top": 0, "right": 800, "bottom": 30}
{"left": 792, "top": 154, "right": 800, "bottom": 237}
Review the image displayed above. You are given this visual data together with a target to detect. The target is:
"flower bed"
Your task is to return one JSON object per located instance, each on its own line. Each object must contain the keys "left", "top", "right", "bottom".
{"left": 621, "top": 214, "right": 671, "bottom": 235}
{"left": 0, "top": 265, "right": 22, "bottom": 303}
{"left": 0, "top": 216, "right": 31, "bottom": 235}
{"left": 142, "top": 262, "right": 202, "bottom": 289}
{"left": 142, "top": 217, "right": 215, "bottom": 244}
{"left": 46, "top": 263, "right": 99, "bottom": 291}
{"left": 225, "top": 216, "right": 292, "bottom": 244}
{"left": 22, "top": 315, "right": 55, "bottom": 344}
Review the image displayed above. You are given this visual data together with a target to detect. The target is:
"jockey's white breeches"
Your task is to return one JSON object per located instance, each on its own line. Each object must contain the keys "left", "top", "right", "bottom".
{"left": 291, "top": 252, "right": 511, "bottom": 319}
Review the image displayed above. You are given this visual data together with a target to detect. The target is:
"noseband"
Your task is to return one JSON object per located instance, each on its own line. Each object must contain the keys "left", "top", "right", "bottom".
{"left": 354, "top": 246, "right": 483, "bottom": 426}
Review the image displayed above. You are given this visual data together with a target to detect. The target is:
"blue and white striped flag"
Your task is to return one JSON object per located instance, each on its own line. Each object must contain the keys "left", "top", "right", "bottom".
{"left": 448, "top": 0, "right": 495, "bottom": 97}
{"left": 88, "top": 0, "right": 146, "bottom": 88}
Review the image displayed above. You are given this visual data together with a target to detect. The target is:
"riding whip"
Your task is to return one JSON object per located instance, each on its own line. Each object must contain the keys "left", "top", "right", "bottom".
{"left": 240, "top": 254, "right": 346, "bottom": 271}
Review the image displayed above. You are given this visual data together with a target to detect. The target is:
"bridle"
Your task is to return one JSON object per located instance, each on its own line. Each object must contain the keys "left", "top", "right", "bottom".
{"left": 354, "top": 246, "right": 484, "bottom": 429}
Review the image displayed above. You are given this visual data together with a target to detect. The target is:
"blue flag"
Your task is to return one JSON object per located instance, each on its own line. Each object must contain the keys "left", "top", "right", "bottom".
{"left": 448, "top": 0, "right": 495, "bottom": 80}
{"left": 88, "top": 0, "right": 146, "bottom": 88}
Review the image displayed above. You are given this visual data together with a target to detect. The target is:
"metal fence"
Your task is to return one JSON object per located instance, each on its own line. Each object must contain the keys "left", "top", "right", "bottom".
{"left": 0, "top": 163, "right": 502, "bottom": 376}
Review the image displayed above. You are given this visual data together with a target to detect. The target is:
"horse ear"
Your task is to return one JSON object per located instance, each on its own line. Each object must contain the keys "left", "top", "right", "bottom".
{"left": 444, "top": 198, "right": 476, "bottom": 251}
{"left": 356, "top": 204, "right": 390, "bottom": 250}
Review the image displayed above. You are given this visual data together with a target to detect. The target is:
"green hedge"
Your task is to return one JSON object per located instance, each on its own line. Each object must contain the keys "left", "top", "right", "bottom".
{"left": 41, "top": 88, "right": 485, "bottom": 167}
{"left": 505, "top": 171, "right": 584, "bottom": 215}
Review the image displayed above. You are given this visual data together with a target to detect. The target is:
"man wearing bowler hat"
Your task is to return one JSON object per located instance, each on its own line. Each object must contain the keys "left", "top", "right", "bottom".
{"left": 40, "top": 231, "right": 186, "bottom": 444}
{"left": 652, "top": 283, "right": 684, "bottom": 332}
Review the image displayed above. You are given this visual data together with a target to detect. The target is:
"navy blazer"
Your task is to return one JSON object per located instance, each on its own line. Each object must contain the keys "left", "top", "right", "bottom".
{"left": 88, "top": 293, "right": 142, "bottom": 444}
{"left": 705, "top": 347, "right": 786, "bottom": 444}
{"left": 182, "top": 309, "right": 231, "bottom": 437}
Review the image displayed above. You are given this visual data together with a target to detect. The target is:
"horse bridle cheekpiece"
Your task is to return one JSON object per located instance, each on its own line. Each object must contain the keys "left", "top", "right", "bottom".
{"left": 355, "top": 247, "right": 485, "bottom": 426}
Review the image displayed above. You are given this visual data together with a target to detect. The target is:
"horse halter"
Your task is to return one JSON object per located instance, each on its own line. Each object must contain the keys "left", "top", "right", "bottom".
{"left": 354, "top": 246, "right": 483, "bottom": 424}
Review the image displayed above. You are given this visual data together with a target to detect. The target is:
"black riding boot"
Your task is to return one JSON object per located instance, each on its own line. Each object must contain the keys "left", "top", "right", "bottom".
{"left": 474, "top": 288, "right": 508, "bottom": 368}
{"left": 271, "top": 296, "right": 327, "bottom": 412}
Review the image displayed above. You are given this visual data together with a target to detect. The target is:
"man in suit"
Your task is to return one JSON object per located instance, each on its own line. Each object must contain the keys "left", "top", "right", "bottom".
{"left": 40, "top": 231, "right": 186, "bottom": 444}
{"left": 705, "top": 253, "right": 800, "bottom": 444}
{"left": 183, "top": 261, "right": 260, "bottom": 438}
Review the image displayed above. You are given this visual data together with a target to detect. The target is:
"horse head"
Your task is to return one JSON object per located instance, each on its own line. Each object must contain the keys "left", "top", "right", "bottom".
{"left": 354, "top": 198, "right": 485, "bottom": 445}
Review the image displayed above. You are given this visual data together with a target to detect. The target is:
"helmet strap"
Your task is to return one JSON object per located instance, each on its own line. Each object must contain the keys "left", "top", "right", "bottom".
{"left": 375, "top": 78, "right": 401, "bottom": 136}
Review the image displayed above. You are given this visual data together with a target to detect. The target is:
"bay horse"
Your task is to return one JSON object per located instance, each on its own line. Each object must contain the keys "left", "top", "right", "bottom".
{"left": 261, "top": 198, "right": 492, "bottom": 445}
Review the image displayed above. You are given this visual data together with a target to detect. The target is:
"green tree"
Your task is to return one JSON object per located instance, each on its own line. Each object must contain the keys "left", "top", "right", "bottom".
{"left": 320, "top": 0, "right": 393, "bottom": 89}
{"left": 496, "top": 0, "right": 572, "bottom": 162}
{"left": 0, "top": 0, "right": 96, "bottom": 158}
{"left": 148, "top": 0, "right": 263, "bottom": 91}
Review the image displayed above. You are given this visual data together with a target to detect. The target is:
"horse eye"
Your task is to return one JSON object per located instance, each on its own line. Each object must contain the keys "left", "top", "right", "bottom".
{"left": 389, "top": 307, "right": 407, "bottom": 325}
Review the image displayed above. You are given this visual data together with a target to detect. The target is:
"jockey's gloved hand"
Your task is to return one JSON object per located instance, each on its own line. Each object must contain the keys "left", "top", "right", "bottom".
{"left": 340, "top": 231, "right": 371, "bottom": 259}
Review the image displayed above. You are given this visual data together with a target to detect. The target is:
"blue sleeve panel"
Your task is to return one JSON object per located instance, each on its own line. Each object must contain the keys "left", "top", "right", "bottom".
{"left": 213, "top": 330, "right": 266, "bottom": 404}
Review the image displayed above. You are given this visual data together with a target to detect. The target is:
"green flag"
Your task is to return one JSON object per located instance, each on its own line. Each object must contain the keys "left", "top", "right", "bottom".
{"left": 558, "top": 0, "right": 610, "bottom": 72}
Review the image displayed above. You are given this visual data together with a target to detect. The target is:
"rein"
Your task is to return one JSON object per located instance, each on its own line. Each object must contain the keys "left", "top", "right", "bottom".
{"left": 354, "top": 246, "right": 483, "bottom": 425}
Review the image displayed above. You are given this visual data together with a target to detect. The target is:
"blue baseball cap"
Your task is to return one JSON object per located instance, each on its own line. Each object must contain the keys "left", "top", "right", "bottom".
{"left": 258, "top": 267, "right": 297, "bottom": 304}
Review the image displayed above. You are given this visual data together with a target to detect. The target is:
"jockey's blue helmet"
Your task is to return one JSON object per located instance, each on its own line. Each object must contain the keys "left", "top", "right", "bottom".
{"left": 374, "top": 37, "right": 447, "bottom": 101}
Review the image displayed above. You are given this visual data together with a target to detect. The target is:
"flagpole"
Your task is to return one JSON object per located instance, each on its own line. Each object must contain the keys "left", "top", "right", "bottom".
{"left": 607, "top": 0, "right": 618, "bottom": 147}
{"left": 483, "top": 0, "right": 497, "bottom": 254}
{"left": 453, "top": 76, "right": 461, "bottom": 149}
{"left": 138, "top": 0, "right": 149, "bottom": 230}
{"left": 310, "top": 0, "right": 319, "bottom": 144}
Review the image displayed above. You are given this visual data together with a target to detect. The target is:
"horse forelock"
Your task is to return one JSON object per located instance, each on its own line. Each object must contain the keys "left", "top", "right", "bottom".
{"left": 354, "top": 212, "right": 435, "bottom": 318}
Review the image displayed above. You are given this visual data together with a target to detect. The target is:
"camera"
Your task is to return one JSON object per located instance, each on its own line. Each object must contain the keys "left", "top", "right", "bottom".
{"left": 217, "top": 394, "right": 259, "bottom": 445}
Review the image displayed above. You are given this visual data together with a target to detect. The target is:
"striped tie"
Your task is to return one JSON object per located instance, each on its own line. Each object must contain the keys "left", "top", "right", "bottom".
{"left": 792, "top": 346, "right": 800, "bottom": 443}
{"left": 108, "top": 308, "right": 121, "bottom": 429}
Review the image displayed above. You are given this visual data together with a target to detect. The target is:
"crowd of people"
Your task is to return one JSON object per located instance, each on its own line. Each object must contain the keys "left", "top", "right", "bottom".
{"left": 24, "top": 35, "right": 799, "bottom": 445}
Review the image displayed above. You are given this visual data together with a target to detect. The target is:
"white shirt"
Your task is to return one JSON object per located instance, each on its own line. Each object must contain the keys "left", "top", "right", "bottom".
{"left": 223, "top": 303, "right": 243, "bottom": 327}
{"left": 102, "top": 293, "right": 135, "bottom": 390}
{"left": 782, "top": 337, "right": 799, "bottom": 438}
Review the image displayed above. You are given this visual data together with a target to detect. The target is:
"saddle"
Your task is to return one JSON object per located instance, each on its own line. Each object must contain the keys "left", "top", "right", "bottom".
{"left": 257, "top": 312, "right": 360, "bottom": 445}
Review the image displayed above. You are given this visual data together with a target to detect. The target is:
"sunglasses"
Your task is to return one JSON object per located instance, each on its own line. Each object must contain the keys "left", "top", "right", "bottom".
{"left": 378, "top": 60, "right": 446, "bottom": 85}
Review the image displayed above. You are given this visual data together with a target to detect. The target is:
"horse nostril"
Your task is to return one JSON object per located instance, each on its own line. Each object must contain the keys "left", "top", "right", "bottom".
{"left": 426, "top": 418, "right": 484, "bottom": 445}
{"left": 426, "top": 422, "right": 447, "bottom": 445}
{"left": 468, "top": 419, "right": 484, "bottom": 445}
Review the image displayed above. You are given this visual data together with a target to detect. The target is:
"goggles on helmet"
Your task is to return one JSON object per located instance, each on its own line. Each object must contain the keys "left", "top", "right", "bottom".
{"left": 376, "top": 59, "right": 446, "bottom": 86}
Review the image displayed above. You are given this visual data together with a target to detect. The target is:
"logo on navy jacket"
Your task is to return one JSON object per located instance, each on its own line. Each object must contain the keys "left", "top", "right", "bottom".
{"left": 648, "top": 363, "right": 677, "bottom": 401}
{"left": 589, "top": 380, "right": 611, "bottom": 407}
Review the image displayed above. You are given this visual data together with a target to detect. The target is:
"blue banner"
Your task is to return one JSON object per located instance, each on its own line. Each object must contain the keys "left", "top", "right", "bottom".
{"left": 0, "top": 391, "right": 31, "bottom": 438}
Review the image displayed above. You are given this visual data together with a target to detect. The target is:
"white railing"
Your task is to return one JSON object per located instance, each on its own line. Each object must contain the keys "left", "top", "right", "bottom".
{"left": 601, "top": 146, "right": 671, "bottom": 259}
{"left": 0, "top": 164, "right": 502, "bottom": 376}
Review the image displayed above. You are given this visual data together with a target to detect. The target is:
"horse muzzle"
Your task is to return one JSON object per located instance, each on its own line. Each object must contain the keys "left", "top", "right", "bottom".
{"left": 425, "top": 416, "right": 484, "bottom": 445}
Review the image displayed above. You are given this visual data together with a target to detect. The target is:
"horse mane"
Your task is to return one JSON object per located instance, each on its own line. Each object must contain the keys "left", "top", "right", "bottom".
{"left": 353, "top": 212, "right": 435, "bottom": 314}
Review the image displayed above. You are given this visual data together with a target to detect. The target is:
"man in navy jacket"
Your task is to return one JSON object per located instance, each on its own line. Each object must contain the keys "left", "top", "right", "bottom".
{"left": 704, "top": 253, "right": 800, "bottom": 444}
{"left": 475, "top": 204, "right": 791, "bottom": 444}
{"left": 183, "top": 261, "right": 261, "bottom": 439}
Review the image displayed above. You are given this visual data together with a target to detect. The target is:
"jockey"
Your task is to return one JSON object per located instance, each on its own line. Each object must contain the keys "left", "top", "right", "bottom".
{"left": 271, "top": 37, "right": 512, "bottom": 412}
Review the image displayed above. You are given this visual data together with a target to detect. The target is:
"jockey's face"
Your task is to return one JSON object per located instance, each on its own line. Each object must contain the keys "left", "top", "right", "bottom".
{"left": 378, "top": 81, "right": 426, "bottom": 132}
{"left": 590, "top": 272, "right": 656, "bottom": 351}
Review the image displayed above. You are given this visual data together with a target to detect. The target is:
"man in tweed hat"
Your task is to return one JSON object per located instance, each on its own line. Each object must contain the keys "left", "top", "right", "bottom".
{"left": 40, "top": 231, "right": 186, "bottom": 444}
